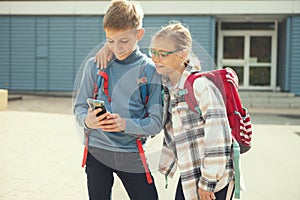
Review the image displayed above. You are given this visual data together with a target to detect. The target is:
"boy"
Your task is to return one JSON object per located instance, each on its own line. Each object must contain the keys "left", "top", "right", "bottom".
{"left": 73, "top": 1, "right": 162, "bottom": 199}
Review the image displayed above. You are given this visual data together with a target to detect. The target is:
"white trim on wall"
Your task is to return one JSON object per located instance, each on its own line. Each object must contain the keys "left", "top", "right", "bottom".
{"left": 0, "top": 1, "right": 299, "bottom": 15}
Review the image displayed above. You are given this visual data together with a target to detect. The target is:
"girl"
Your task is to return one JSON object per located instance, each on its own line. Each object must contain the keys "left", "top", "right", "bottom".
{"left": 150, "top": 22, "right": 235, "bottom": 200}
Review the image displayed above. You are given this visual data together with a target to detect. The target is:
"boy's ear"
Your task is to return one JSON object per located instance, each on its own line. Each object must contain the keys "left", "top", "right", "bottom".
{"left": 136, "top": 28, "right": 145, "bottom": 41}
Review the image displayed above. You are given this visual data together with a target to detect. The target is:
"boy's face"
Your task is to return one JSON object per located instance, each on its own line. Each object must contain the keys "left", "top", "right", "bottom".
{"left": 105, "top": 28, "right": 144, "bottom": 60}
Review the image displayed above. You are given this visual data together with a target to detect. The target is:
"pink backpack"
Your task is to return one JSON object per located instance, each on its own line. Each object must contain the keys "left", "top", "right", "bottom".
{"left": 184, "top": 67, "right": 252, "bottom": 154}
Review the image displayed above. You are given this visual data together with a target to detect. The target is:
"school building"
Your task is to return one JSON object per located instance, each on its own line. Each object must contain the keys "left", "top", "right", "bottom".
{"left": 0, "top": 0, "right": 300, "bottom": 95}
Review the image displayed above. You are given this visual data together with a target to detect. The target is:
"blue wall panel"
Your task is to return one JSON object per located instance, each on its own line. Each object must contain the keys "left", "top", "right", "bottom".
{"left": 0, "top": 15, "right": 215, "bottom": 92}
{"left": 48, "top": 17, "right": 74, "bottom": 91}
{"left": 287, "top": 16, "right": 300, "bottom": 95}
{"left": 277, "top": 20, "right": 287, "bottom": 91}
{"left": 0, "top": 17, "right": 10, "bottom": 89}
{"left": 36, "top": 17, "right": 49, "bottom": 90}
{"left": 74, "top": 16, "right": 104, "bottom": 76}
{"left": 10, "top": 17, "right": 36, "bottom": 90}
{"left": 0, "top": 16, "right": 103, "bottom": 92}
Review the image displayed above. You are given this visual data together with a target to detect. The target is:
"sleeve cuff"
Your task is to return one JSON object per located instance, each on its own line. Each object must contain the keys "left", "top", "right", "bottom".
{"left": 84, "top": 121, "right": 90, "bottom": 129}
{"left": 80, "top": 115, "right": 90, "bottom": 129}
{"left": 198, "top": 177, "right": 218, "bottom": 192}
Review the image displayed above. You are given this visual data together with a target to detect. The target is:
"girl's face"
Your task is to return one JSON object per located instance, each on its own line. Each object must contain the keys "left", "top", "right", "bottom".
{"left": 150, "top": 37, "right": 185, "bottom": 77}
{"left": 105, "top": 28, "right": 144, "bottom": 60}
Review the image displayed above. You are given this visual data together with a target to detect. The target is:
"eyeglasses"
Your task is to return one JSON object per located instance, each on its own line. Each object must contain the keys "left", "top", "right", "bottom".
{"left": 148, "top": 48, "right": 180, "bottom": 58}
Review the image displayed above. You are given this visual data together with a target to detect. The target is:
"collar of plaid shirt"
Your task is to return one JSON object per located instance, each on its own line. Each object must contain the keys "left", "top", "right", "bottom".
{"left": 162, "top": 63, "right": 194, "bottom": 90}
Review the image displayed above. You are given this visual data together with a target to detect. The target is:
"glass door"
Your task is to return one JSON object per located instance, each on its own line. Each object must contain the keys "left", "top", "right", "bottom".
{"left": 222, "top": 36, "right": 246, "bottom": 86}
{"left": 249, "top": 36, "right": 272, "bottom": 87}
{"left": 218, "top": 22, "right": 277, "bottom": 90}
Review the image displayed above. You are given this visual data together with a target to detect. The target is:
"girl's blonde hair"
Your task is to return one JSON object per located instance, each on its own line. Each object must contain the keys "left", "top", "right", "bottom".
{"left": 103, "top": 0, "right": 144, "bottom": 31}
{"left": 152, "top": 21, "right": 192, "bottom": 51}
{"left": 152, "top": 21, "right": 201, "bottom": 69}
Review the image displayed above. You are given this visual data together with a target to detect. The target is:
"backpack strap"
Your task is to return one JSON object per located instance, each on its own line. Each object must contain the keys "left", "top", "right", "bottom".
{"left": 82, "top": 64, "right": 103, "bottom": 168}
{"left": 136, "top": 138, "right": 153, "bottom": 184}
{"left": 183, "top": 72, "right": 207, "bottom": 115}
{"left": 96, "top": 69, "right": 111, "bottom": 102}
{"left": 233, "top": 140, "right": 241, "bottom": 199}
{"left": 93, "top": 65, "right": 102, "bottom": 100}
{"left": 136, "top": 59, "right": 156, "bottom": 184}
{"left": 138, "top": 59, "right": 150, "bottom": 106}
{"left": 184, "top": 70, "right": 226, "bottom": 115}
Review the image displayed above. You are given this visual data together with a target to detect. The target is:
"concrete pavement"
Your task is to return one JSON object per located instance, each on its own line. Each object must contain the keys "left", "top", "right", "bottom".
{"left": 0, "top": 95, "right": 300, "bottom": 200}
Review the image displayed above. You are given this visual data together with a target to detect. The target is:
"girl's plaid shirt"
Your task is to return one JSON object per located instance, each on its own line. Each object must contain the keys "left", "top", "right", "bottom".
{"left": 159, "top": 66, "right": 234, "bottom": 200}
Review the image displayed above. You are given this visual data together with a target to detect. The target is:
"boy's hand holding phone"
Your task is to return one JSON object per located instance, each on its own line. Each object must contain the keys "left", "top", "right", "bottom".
{"left": 99, "top": 113, "right": 126, "bottom": 133}
{"left": 84, "top": 98, "right": 109, "bottom": 129}
{"left": 85, "top": 98, "right": 126, "bottom": 132}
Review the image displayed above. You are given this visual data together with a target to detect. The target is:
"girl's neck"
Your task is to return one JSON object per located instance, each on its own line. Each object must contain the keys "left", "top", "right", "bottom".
{"left": 168, "top": 64, "right": 185, "bottom": 86}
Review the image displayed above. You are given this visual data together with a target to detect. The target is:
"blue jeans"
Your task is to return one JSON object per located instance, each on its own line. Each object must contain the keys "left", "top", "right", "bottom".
{"left": 85, "top": 148, "right": 158, "bottom": 200}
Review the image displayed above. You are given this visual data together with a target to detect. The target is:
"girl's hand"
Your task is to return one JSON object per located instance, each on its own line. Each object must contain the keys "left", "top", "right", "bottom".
{"left": 84, "top": 108, "right": 110, "bottom": 129}
{"left": 198, "top": 188, "right": 216, "bottom": 200}
{"left": 99, "top": 113, "right": 126, "bottom": 132}
{"left": 94, "top": 42, "right": 113, "bottom": 69}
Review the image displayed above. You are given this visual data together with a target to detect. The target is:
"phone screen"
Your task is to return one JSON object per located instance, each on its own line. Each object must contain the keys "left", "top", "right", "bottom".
{"left": 87, "top": 98, "right": 107, "bottom": 117}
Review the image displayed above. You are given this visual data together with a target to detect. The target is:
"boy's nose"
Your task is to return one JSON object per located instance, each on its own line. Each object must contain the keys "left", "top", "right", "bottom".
{"left": 116, "top": 47, "right": 122, "bottom": 52}
{"left": 114, "top": 44, "right": 123, "bottom": 52}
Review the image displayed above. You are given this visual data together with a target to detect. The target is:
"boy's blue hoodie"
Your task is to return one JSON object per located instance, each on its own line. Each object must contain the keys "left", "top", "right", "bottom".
{"left": 74, "top": 48, "right": 163, "bottom": 152}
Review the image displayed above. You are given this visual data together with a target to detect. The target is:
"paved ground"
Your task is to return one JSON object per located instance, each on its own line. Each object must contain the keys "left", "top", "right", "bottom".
{"left": 0, "top": 94, "right": 300, "bottom": 200}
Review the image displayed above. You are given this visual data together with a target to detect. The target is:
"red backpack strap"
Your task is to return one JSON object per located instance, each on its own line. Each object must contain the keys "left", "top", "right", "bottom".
{"left": 184, "top": 72, "right": 202, "bottom": 114}
{"left": 81, "top": 134, "right": 89, "bottom": 167}
{"left": 184, "top": 71, "right": 216, "bottom": 115}
{"left": 137, "top": 60, "right": 150, "bottom": 111}
{"left": 98, "top": 70, "right": 111, "bottom": 102}
{"left": 136, "top": 138, "right": 153, "bottom": 184}
{"left": 82, "top": 68, "right": 110, "bottom": 168}
{"left": 136, "top": 60, "right": 155, "bottom": 184}
{"left": 184, "top": 69, "right": 228, "bottom": 115}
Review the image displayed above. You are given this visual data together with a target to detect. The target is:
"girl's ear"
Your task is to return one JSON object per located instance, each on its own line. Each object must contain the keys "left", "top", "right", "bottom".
{"left": 136, "top": 28, "right": 145, "bottom": 41}
{"left": 180, "top": 49, "right": 189, "bottom": 61}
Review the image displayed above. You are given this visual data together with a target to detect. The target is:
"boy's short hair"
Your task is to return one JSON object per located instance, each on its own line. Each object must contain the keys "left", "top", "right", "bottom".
{"left": 103, "top": 0, "right": 144, "bottom": 31}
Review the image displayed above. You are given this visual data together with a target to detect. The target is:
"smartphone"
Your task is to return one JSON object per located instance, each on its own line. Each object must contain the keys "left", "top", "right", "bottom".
{"left": 87, "top": 98, "right": 107, "bottom": 117}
